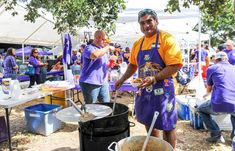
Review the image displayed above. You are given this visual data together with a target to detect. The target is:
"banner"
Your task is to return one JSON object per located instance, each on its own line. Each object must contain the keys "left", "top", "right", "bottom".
{"left": 62, "top": 33, "right": 72, "bottom": 65}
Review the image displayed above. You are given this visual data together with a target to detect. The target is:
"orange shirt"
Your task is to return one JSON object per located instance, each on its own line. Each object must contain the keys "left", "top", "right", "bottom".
{"left": 129, "top": 30, "right": 183, "bottom": 67}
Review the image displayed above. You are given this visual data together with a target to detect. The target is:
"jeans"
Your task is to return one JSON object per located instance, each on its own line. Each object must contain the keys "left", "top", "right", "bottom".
{"left": 198, "top": 100, "right": 235, "bottom": 137}
{"left": 79, "top": 81, "right": 110, "bottom": 104}
{"left": 29, "top": 74, "right": 41, "bottom": 87}
{"left": 40, "top": 67, "right": 47, "bottom": 83}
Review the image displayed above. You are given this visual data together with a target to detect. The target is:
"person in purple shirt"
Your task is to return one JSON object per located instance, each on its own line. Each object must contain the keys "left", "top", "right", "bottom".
{"left": 28, "top": 48, "right": 47, "bottom": 87}
{"left": 79, "top": 30, "right": 115, "bottom": 104}
{"left": 223, "top": 39, "right": 235, "bottom": 65}
{"left": 192, "top": 44, "right": 209, "bottom": 66}
{"left": 122, "top": 47, "right": 130, "bottom": 64}
{"left": 3, "top": 48, "right": 18, "bottom": 79}
{"left": 79, "top": 44, "right": 86, "bottom": 68}
{"left": 198, "top": 51, "right": 235, "bottom": 143}
{"left": 71, "top": 49, "right": 78, "bottom": 65}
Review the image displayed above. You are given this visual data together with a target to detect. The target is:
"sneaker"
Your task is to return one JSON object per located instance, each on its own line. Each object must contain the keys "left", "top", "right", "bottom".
{"left": 206, "top": 135, "right": 225, "bottom": 143}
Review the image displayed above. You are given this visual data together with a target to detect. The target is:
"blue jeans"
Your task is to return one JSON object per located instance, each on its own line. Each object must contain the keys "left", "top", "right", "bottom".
{"left": 79, "top": 82, "right": 110, "bottom": 104}
{"left": 198, "top": 100, "right": 235, "bottom": 137}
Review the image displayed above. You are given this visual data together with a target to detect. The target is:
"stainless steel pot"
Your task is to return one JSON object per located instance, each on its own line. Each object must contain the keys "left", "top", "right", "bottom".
{"left": 108, "top": 135, "right": 174, "bottom": 151}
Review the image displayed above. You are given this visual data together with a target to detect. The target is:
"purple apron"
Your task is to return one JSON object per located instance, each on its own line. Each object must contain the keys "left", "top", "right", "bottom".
{"left": 135, "top": 30, "right": 177, "bottom": 130}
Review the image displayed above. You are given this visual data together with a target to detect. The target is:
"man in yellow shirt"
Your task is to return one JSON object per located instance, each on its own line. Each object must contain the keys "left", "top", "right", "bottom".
{"left": 115, "top": 9, "right": 182, "bottom": 149}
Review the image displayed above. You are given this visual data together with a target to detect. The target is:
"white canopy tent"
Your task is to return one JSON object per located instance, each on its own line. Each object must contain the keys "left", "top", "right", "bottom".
{"left": 0, "top": 4, "right": 61, "bottom": 46}
{"left": 0, "top": 1, "right": 209, "bottom": 58}
{"left": 0, "top": 3, "right": 62, "bottom": 62}
{"left": 109, "top": 0, "right": 209, "bottom": 48}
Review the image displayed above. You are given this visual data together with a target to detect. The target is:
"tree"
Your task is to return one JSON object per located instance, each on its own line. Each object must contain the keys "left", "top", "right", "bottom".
{"left": 1, "top": 0, "right": 126, "bottom": 35}
{"left": 165, "top": 0, "right": 235, "bottom": 46}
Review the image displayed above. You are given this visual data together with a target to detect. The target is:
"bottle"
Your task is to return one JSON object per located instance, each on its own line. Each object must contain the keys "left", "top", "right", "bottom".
{"left": 232, "top": 136, "right": 235, "bottom": 151}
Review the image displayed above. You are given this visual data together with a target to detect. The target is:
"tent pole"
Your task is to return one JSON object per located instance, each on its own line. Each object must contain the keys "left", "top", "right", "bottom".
{"left": 198, "top": 11, "right": 202, "bottom": 77}
{"left": 22, "top": 43, "right": 25, "bottom": 63}
{"left": 187, "top": 37, "right": 190, "bottom": 70}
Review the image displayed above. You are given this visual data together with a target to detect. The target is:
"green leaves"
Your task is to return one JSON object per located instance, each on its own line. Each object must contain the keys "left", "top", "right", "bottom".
{"left": 2, "top": 0, "right": 125, "bottom": 35}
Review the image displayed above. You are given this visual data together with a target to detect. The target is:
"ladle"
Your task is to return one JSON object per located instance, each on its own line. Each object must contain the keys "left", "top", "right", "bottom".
{"left": 68, "top": 99, "right": 96, "bottom": 122}
{"left": 141, "top": 111, "right": 159, "bottom": 151}
{"left": 112, "top": 90, "right": 118, "bottom": 116}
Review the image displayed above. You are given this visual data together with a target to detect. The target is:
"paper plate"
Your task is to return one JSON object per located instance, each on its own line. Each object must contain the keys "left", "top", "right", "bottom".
{"left": 56, "top": 104, "right": 112, "bottom": 123}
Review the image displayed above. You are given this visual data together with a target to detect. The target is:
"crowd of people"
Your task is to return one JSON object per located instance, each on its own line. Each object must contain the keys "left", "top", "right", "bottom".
{"left": 0, "top": 8, "right": 234, "bottom": 150}
{"left": 0, "top": 38, "right": 131, "bottom": 89}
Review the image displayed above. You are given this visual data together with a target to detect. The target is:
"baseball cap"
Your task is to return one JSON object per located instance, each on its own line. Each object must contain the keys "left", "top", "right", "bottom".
{"left": 114, "top": 43, "right": 121, "bottom": 48}
{"left": 215, "top": 51, "right": 228, "bottom": 60}
{"left": 80, "top": 44, "right": 86, "bottom": 48}
{"left": 217, "top": 45, "right": 225, "bottom": 51}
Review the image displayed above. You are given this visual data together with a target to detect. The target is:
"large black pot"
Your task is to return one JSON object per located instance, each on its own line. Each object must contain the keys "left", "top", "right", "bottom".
{"left": 79, "top": 103, "right": 130, "bottom": 151}
{"left": 79, "top": 102, "right": 129, "bottom": 136}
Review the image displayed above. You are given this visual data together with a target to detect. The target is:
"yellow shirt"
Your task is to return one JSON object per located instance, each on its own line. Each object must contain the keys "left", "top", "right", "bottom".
{"left": 129, "top": 30, "right": 183, "bottom": 67}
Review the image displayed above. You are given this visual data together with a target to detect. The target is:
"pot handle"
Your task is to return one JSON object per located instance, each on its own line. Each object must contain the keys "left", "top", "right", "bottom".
{"left": 129, "top": 121, "right": 135, "bottom": 127}
{"left": 108, "top": 142, "right": 117, "bottom": 151}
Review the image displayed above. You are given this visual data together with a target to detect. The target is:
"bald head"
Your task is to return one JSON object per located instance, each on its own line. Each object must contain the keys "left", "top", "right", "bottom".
{"left": 93, "top": 30, "right": 106, "bottom": 47}
{"left": 94, "top": 30, "right": 106, "bottom": 39}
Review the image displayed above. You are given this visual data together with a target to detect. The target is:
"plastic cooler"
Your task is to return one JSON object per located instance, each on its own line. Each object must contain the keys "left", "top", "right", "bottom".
{"left": 176, "top": 95, "right": 197, "bottom": 120}
{"left": 189, "top": 101, "right": 232, "bottom": 130}
{"left": 24, "top": 104, "right": 62, "bottom": 136}
{"left": 189, "top": 103, "right": 204, "bottom": 129}
{"left": 212, "top": 114, "right": 232, "bottom": 131}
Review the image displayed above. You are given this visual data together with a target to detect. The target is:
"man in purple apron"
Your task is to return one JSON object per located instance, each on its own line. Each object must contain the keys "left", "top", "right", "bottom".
{"left": 115, "top": 9, "right": 182, "bottom": 149}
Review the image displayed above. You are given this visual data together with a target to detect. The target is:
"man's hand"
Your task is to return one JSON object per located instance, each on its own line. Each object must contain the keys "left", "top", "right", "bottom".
{"left": 203, "top": 93, "right": 210, "bottom": 99}
{"left": 13, "top": 65, "right": 18, "bottom": 70}
{"left": 138, "top": 76, "right": 155, "bottom": 89}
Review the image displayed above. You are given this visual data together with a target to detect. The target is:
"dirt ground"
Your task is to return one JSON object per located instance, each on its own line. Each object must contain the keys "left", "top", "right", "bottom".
{"left": 0, "top": 93, "right": 232, "bottom": 151}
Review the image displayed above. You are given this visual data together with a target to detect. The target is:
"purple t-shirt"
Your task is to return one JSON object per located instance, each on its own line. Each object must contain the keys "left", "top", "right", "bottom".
{"left": 71, "top": 54, "right": 78, "bottom": 64}
{"left": 79, "top": 44, "right": 108, "bottom": 85}
{"left": 223, "top": 49, "right": 235, "bottom": 65}
{"left": 195, "top": 49, "right": 208, "bottom": 62}
{"left": 3, "top": 55, "right": 17, "bottom": 75}
{"left": 207, "top": 61, "right": 235, "bottom": 112}
{"left": 28, "top": 56, "right": 41, "bottom": 75}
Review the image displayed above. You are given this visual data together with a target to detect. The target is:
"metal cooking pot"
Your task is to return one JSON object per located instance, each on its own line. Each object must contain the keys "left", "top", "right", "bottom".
{"left": 79, "top": 103, "right": 130, "bottom": 136}
{"left": 108, "top": 136, "right": 174, "bottom": 151}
